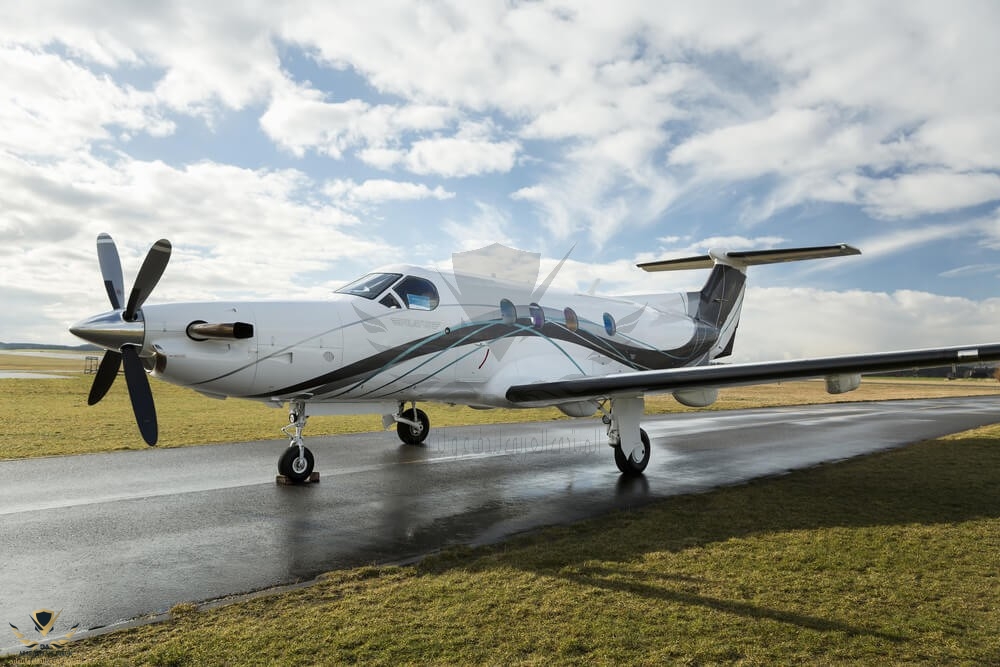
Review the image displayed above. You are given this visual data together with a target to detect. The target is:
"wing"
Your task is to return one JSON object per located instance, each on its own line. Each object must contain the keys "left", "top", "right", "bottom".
{"left": 506, "top": 343, "right": 1000, "bottom": 404}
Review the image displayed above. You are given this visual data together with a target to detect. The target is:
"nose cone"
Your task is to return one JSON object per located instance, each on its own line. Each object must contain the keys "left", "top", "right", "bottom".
{"left": 70, "top": 311, "right": 145, "bottom": 350}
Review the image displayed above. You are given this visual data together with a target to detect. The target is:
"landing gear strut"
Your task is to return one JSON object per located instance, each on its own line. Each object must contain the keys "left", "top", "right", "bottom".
{"left": 278, "top": 400, "right": 315, "bottom": 483}
{"left": 392, "top": 401, "right": 430, "bottom": 445}
{"left": 603, "top": 396, "right": 650, "bottom": 476}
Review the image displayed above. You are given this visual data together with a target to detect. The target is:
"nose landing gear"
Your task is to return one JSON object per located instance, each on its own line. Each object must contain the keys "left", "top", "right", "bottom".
{"left": 277, "top": 400, "right": 318, "bottom": 484}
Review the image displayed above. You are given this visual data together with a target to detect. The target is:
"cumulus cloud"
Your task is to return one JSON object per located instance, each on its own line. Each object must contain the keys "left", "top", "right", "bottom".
{"left": 0, "top": 151, "right": 395, "bottom": 342}
{"left": 440, "top": 202, "right": 516, "bottom": 251}
{"left": 861, "top": 171, "right": 1000, "bottom": 219}
{"left": 736, "top": 287, "right": 1000, "bottom": 362}
{"left": 260, "top": 83, "right": 457, "bottom": 160}
{"left": 324, "top": 178, "right": 454, "bottom": 205}
{"left": 0, "top": 45, "right": 173, "bottom": 157}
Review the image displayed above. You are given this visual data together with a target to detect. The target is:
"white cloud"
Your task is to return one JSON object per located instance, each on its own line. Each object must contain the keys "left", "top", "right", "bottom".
{"left": 441, "top": 202, "right": 515, "bottom": 251}
{"left": 260, "top": 83, "right": 458, "bottom": 160}
{"left": 861, "top": 171, "right": 1000, "bottom": 219}
{"left": 851, "top": 223, "right": 977, "bottom": 261}
{"left": 0, "top": 150, "right": 396, "bottom": 342}
{"left": 0, "top": 2, "right": 287, "bottom": 116}
{"left": 0, "top": 46, "right": 173, "bottom": 157}
{"left": 260, "top": 90, "right": 370, "bottom": 158}
{"left": 669, "top": 108, "right": 835, "bottom": 180}
{"left": 736, "top": 287, "right": 1000, "bottom": 362}
{"left": 324, "top": 178, "right": 454, "bottom": 204}
{"left": 939, "top": 264, "right": 1000, "bottom": 279}
{"left": 404, "top": 134, "right": 519, "bottom": 178}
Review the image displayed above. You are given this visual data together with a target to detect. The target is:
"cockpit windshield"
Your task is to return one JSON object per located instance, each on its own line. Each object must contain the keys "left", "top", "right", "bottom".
{"left": 335, "top": 273, "right": 402, "bottom": 299}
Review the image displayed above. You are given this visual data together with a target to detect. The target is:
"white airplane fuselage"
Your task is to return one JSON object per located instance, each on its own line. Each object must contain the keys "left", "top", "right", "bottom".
{"left": 138, "top": 263, "right": 718, "bottom": 415}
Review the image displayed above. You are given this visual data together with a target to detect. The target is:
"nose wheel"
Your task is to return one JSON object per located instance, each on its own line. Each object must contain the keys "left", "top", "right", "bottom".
{"left": 278, "top": 400, "right": 317, "bottom": 484}
{"left": 278, "top": 445, "right": 314, "bottom": 482}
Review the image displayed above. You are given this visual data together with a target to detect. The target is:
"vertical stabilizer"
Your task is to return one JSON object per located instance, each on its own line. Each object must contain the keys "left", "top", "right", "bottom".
{"left": 638, "top": 243, "right": 860, "bottom": 360}
{"left": 688, "top": 264, "right": 746, "bottom": 358}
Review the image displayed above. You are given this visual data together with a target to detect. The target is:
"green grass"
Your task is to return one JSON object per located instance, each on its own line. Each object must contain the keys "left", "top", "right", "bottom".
{"left": 5, "top": 425, "right": 999, "bottom": 665}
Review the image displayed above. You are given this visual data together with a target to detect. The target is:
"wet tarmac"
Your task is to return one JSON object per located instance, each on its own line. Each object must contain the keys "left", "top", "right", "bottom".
{"left": 1, "top": 396, "right": 998, "bottom": 652}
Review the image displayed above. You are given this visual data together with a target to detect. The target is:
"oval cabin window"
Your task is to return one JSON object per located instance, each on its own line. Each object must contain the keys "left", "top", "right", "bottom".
{"left": 603, "top": 312, "right": 616, "bottom": 336}
{"left": 563, "top": 307, "right": 579, "bottom": 332}
{"left": 500, "top": 299, "right": 516, "bottom": 325}
{"left": 529, "top": 303, "right": 545, "bottom": 330}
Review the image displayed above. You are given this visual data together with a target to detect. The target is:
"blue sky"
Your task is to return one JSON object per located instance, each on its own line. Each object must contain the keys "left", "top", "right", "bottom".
{"left": 3, "top": 2, "right": 1000, "bottom": 361}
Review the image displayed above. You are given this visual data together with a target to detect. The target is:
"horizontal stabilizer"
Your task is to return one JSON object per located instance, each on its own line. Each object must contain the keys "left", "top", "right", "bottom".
{"left": 638, "top": 244, "right": 860, "bottom": 272}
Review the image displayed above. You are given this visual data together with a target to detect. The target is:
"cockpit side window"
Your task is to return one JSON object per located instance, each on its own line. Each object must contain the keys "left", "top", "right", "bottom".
{"left": 379, "top": 293, "right": 402, "bottom": 309}
{"left": 335, "top": 273, "right": 403, "bottom": 299}
{"left": 393, "top": 276, "right": 439, "bottom": 310}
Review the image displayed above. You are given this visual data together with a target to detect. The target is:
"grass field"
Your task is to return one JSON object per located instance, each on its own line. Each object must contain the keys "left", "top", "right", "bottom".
{"left": 3, "top": 350, "right": 1000, "bottom": 459}
{"left": 2, "top": 350, "right": 999, "bottom": 664}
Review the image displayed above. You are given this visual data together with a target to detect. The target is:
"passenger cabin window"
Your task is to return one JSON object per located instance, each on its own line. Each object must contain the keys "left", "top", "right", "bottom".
{"left": 564, "top": 307, "right": 579, "bottom": 332}
{"left": 393, "top": 276, "right": 439, "bottom": 310}
{"left": 603, "top": 312, "right": 617, "bottom": 336}
{"left": 500, "top": 299, "right": 516, "bottom": 325}
{"left": 336, "top": 273, "right": 402, "bottom": 300}
{"left": 529, "top": 303, "right": 545, "bottom": 329}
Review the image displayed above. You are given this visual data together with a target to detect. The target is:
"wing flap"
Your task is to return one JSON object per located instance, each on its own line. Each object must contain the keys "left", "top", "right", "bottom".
{"left": 506, "top": 343, "right": 1000, "bottom": 403}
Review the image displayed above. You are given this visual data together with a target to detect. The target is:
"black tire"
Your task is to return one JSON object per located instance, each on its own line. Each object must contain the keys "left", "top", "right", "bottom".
{"left": 278, "top": 446, "right": 314, "bottom": 483}
{"left": 397, "top": 407, "right": 430, "bottom": 445}
{"left": 614, "top": 428, "right": 650, "bottom": 476}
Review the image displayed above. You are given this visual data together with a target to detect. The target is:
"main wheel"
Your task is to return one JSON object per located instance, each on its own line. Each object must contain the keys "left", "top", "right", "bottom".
{"left": 397, "top": 407, "right": 430, "bottom": 445}
{"left": 278, "top": 445, "right": 314, "bottom": 483}
{"left": 614, "top": 428, "right": 650, "bottom": 476}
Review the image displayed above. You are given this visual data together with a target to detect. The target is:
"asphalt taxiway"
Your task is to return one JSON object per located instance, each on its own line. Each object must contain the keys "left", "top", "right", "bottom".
{"left": 1, "top": 396, "right": 997, "bottom": 651}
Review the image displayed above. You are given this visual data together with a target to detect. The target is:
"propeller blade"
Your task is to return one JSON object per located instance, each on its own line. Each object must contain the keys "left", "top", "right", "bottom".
{"left": 96, "top": 233, "right": 125, "bottom": 310}
{"left": 87, "top": 350, "right": 122, "bottom": 406}
{"left": 124, "top": 239, "right": 171, "bottom": 321}
{"left": 121, "top": 346, "right": 158, "bottom": 445}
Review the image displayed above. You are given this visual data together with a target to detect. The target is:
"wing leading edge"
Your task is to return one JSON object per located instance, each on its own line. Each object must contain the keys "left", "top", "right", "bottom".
{"left": 506, "top": 343, "right": 1000, "bottom": 404}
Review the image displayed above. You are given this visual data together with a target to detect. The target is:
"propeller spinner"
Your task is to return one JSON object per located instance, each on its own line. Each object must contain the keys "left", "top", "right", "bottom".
{"left": 69, "top": 234, "right": 171, "bottom": 445}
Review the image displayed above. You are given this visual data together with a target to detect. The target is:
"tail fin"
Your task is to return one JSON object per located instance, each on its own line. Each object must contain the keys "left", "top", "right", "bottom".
{"left": 638, "top": 243, "right": 860, "bottom": 359}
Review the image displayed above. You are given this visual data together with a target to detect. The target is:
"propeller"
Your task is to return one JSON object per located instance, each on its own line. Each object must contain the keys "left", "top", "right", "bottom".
{"left": 72, "top": 234, "right": 171, "bottom": 445}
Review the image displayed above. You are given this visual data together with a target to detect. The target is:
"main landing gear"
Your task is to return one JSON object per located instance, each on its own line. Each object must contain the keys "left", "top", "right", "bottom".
{"left": 391, "top": 401, "right": 430, "bottom": 445}
{"left": 278, "top": 400, "right": 315, "bottom": 483}
{"left": 601, "top": 396, "right": 650, "bottom": 476}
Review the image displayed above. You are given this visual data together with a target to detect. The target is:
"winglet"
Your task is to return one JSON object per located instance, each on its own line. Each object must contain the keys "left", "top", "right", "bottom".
{"left": 637, "top": 243, "right": 860, "bottom": 272}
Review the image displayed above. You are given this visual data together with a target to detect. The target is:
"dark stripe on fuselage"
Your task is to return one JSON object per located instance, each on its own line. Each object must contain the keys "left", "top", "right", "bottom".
{"left": 245, "top": 315, "right": 720, "bottom": 399}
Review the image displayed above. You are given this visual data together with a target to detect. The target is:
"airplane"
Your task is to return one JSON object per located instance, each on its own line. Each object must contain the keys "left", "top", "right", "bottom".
{"left": 69, "top": 234, "right": 1000, "bottom": 481}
